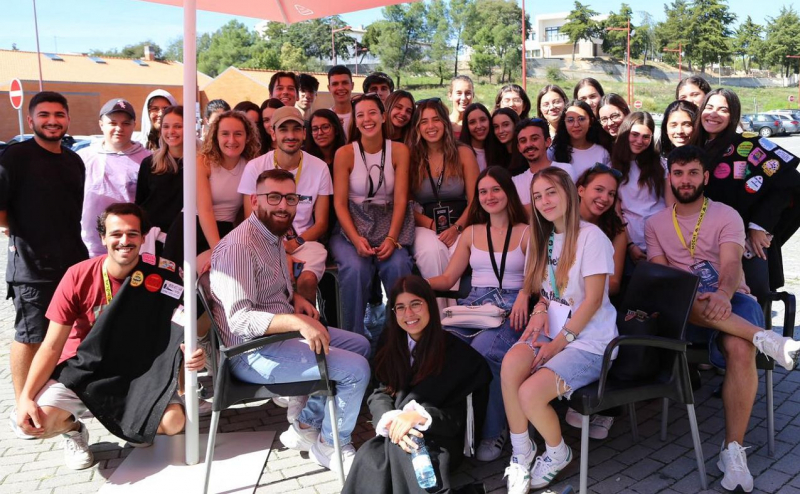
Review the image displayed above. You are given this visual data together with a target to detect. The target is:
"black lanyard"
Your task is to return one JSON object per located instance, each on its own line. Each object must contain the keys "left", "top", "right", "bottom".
{"left": 357, "top": 140, "right": 386, "bottom": 199}
{"left": 425, "top": 158, "right": 446, "bottom": 204}
{"left": 486, "top": 222, "right": 513, "bottom": 290}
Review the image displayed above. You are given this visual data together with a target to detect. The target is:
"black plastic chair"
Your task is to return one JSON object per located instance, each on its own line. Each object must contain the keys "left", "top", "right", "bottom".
{"left": 673, "top": 290, "right": 796, "bottom": 457}
{"left": 197, "top": 272, "right": 345, "bottom": 493}
{"left": 569, "top": 262, "right": 704, "bottom": 494}
{"left": 433, "top": 269, "right": 473, "bottom": 300}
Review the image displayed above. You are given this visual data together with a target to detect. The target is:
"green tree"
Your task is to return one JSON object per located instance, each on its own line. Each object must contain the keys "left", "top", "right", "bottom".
{"left": 654, "top": 0, "right": 692, "bottom": 70}
{"left": 162, "top": 34, "right": 212, "bottom": 64}
{"left": 449, "top": 0, "right": 475, "bottom": 77}
{"left": 90, "top": 40, "right": 163, "bottom": 60}
{"left": 601, "top": 4, "right": 634, "bottom": 60}
{"left": 428, "top": 0, "right": 454, "bottom": 85}
{"left": 633, "top": 11, "right": 657, "bottom": 64}
{"left": 687, "top": 0, "right": 735, "bottom": 72}
{"left": 278, "top": 43, "right": 308, "bottom": 70}
{"left": 198, "top": 20, "right": 257, "bottom": 77}
{"left": 762, "top": 7, "right": 800, "bottom": 78}
{"left": 365, "top": 3, "right": 428, "bottom": 88}
{"left": 259, "top": 17, "right": 354, "bottom": 62}
{"left": 463, "top": 0, "right": 527, "bottom": 83}
{"left": 732, "top": 16, "right": 762, "bottom": 73}
{"left": 561, "top": 1, "right": 600, "bottom": 64}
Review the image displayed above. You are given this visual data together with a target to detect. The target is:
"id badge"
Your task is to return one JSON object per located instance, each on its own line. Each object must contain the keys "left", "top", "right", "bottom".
{"left": 689, "top": 259, "right": 720, "bottom": 294}
{"left": 433, "top": 206, "right": 452, "bottom": 234}
{"left": 546, "top": 300, "right": 572, "bottom": 339}
{"left": 470, "top": 288, "right": 506, "bottom": 307}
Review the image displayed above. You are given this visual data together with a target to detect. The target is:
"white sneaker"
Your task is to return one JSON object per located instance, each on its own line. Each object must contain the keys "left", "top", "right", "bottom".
{"left": 564, "top": 408, "right": 614, "bottom": 440}
{"left": 504, "top": 450, "right": 535, "bottom": 494}
{"left": 9, "top": 409, "right": 35, "bottom": 440}
{"left": 272, "top": 396, "right": 289, "bottom": 408}
{"left": 63, "top": 422, "right": 93, "bottom": 470}
{"left": 529, "top": 446, "right": 573, "bottom": 489}
{"left": 476, "top": 429, "right": 507, "bottom": 461}
{"left": 717, "top": 441, "right": 753, "bottom": 492}
{"left": 286, "top": 396, "right": 308, "bottom": 424}
{"left": 278, "top": 421, "right": 319, "bottom": 452}
{"left": 753, "top": 330, "right": 800, "bottom": 371}
{"left": 310, "top": 436, "right": 356, "bottom": 477}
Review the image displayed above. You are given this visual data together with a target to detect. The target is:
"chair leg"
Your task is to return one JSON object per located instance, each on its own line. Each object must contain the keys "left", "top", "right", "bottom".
{"left": 686, "top": 404, "right": 708, "bottom": 490}
{"left": 327, "top": 396, "right": 346, "bottom": 487}
{"left": 628, "top": 403, "right": 639, "bottom": 442}
{"left": 579, "top": 414, "right": 590, "bottom": 494}
{"left": 766, "top": 369, "right": 775, "bottom": 458}
{"left": 203, "top": 410, "right": 222, "bottom": 494}
{"left": 660, "top": 398, "right": 669, "bottom": 442}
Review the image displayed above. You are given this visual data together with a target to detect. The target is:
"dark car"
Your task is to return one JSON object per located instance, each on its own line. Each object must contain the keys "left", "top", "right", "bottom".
{"left": 742, "top": 114, "right": 785, "bottom": 137}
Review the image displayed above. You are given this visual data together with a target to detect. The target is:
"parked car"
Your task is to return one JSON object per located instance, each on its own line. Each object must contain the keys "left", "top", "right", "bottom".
{"left": 739, "top": 117, "right": 753, "bottom": 132}
{"left": 743, "top": 114, "right": 785, "bottom": 137}
{"left": 767, "top": 109, "right": 800, "bottom": 121}
{"left": 774, "top": 114, "right": 800, "bottom": 134}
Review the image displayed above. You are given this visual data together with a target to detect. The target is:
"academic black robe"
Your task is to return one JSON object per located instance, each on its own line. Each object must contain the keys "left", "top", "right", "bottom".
{"left": 343, "top": 333, "right": 492, "bottom": 494}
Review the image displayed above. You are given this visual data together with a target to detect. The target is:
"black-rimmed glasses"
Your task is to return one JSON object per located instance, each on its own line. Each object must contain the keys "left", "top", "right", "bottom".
{"left": 256, "top": 193, "right": 301, "bottom": 206}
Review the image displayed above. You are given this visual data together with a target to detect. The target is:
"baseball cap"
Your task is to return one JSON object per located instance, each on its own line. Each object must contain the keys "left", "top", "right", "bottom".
{"left": 99, "top": 99, "right": 136, "bottom": 120}
{"left": 271, "top": 106, "right": 305, "bottom": 129}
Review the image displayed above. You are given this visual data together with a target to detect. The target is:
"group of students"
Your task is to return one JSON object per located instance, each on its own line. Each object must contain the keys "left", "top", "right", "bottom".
{"left": 4, "top": 65, "right": 800, "bottom": 494}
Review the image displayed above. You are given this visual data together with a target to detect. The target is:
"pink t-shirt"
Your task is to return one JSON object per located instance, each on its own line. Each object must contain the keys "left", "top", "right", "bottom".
{"left": 644, "top": 199, "right": 749, "bottom": 294}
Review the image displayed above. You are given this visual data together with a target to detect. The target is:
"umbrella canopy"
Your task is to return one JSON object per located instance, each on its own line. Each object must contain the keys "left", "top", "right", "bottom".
{"left": 142, "top": 0, "right": 412, "bottom": 23}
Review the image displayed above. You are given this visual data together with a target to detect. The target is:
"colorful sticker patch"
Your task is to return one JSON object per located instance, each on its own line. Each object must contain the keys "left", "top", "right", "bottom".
{"left": 762, "top": 159, "right": 780, "bottom": 177}
{"left": 171, "top": 305, "right": 186, "bottom": 327}
{"left": 161, "top": 280, "right": 184, "bottom": 299}
{"left": 737, "top": 141, "right": 753, "bottom": 157}
{"left": 158, "top": 257, "right": 176, "bottom": 272}
{"left": 745, "top": 175, "right": 764, "bottom": 193}
{"left": 758, "top": 137, "right": 777, "bottom": 151}
{"left": 142, "top": 253, "right": 156, "bottom": 265}
{"left": 748, "top": 148, "right": 767, "bottom": 166}
{"left": 130, "top": 270, "right": 144, "bottom": 287}
{"left": 733, "top": 161, "right": 747, "bottom": 180}
{"left": 723, "top": 145, "right": 735, "bottom": 157}
{"left": 741, "top": 132, "right": 758, "bottom": 139}
{"left": 775, "top": 149, "right": 794, "bottom": 163}
{"left": 714, "top": 163, "right": 731, "bottom": 179}
{"left": 144, "top": 274, "right": 163, "bottom": 292}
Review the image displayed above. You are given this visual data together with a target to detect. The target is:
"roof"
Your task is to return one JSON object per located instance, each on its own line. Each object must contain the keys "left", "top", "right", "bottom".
{"left": 0, "top": 49, "right": 212, "bottom": 87}
{"left": 203, "top": 66, "right": 366, "bottom": 93}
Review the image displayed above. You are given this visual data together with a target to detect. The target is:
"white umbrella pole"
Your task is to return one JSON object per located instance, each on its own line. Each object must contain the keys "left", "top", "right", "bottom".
{"left": 182, "top": 0, "right": 199, "bottom": 466}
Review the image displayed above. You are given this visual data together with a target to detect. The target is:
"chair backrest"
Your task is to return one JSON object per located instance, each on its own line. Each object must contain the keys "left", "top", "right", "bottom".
{"left": 197, "top": 271, "right": 222, "bottom": 376}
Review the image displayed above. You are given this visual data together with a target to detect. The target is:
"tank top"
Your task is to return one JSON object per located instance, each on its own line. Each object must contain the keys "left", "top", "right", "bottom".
{"left": 209, "top": 157, "right": 246, "bottom": 222}
{"left": 474, "top": 148, "right": 487, "bottom": 172}
{"left": 469, "top": 224, "right": 529, "bottom": 290}
{"left": 414, "top": 175, "right": 466, "bottom": 205}
{"left": 349, "top": 140, "right": 395, "bottom": 204}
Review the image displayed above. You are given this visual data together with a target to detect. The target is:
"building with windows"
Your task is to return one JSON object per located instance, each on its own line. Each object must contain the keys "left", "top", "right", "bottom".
{"left": 526, "top": 12, "right": 608, "bottom": 59}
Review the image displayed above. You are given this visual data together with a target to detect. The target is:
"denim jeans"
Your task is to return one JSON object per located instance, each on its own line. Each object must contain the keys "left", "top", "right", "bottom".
{"left": 230, "top": 327, "right": 371, "bottom": 446}
{"left": 329, "top": 232, "right": 413, "bottom": 337}
{"left": 445, "top": 286, "right": 521, "bottom": 440}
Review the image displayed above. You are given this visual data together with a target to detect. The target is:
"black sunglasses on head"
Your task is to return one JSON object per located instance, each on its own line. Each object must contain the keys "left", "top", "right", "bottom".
{"left": 351, "top": 92, "right": 380, "bottom": 105}
{"left": 588, "top": 163, "right": 623, "bottom": 178}
{"left": 415, "top": 97, "right": 442, "bottom": 107}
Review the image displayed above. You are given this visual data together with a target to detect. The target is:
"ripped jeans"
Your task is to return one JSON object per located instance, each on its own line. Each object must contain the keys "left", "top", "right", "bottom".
{"left": 230, "top": 327, "right": 371, "bottom": 446}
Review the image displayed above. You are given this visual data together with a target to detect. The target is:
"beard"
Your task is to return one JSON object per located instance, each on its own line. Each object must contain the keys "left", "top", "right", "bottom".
{"left": 256, "top": 206, "right": 295, "bottom": 236}
{"left": 32, "top": 122, "right": 66, "bottom": 142}
{"left": 672, "top": 181, "right": 706, "bottom": 204}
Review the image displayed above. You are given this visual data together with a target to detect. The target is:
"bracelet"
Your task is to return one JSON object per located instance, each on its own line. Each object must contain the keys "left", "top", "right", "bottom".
{"left": 386, "top": 235, "right": 402, "bottom": 249}
{"left": 530, "top": 310, "right": 547, "bottom": 317}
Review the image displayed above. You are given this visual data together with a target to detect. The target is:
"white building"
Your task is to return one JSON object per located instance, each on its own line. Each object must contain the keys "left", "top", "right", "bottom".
{"left": 527, "top": 12, "right": 608, "bottom": 59}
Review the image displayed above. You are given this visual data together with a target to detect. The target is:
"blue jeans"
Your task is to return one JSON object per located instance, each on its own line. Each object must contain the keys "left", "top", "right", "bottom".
{"left": 329, "top": 232, "right": 413, "bottom": 337}
{"left": 445, "top": 286, "right": 521, "bottom": 440}
{"left": 230, "top": 327, "right": 371, "bottom": 446}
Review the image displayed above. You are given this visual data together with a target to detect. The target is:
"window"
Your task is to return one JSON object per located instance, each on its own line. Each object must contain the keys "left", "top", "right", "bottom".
{"left": 133, "top": 59, "right": 149, "bottom": 67}
{"left": 43, "top": 53, "right": 63, "bottom": 61}
{"left": 544, "top": 27, "right": 568, "bottom": 43}
{"left": 88, "top": 57, "right": 106, "bottom": 64}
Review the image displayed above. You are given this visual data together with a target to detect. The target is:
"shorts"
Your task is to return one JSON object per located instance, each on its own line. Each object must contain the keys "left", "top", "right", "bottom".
{"left": 290, "top": 241, "right": 328, "bottom": 281}
{"left": 7, "top": 282, "right": 57, "bottom": 344}
{"left": 685, "top": 292, "right": 764, "bottom": 369}
{"left": 515, "top": 333, "right": 604, "bottom": 400}
{"left": 35, "top": 379, "right": 183, "bottom": 422}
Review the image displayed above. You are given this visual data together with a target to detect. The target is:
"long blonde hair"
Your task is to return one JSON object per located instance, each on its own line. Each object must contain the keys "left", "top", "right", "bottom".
{"left": 151, "top": 105, "right": 182, "bottom": 175}
{"left": 524, "top": 167, "right": 581, "bottom": 298}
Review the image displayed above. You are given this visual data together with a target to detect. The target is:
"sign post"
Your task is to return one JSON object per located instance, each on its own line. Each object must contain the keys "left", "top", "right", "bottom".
{"left": 9, "top": 79, "right": 24, "bottom": 138}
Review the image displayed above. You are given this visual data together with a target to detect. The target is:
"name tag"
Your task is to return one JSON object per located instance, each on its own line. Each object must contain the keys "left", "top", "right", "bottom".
{"left": 161, "top": 280, "right": 184, "bottom": 299}
{"left": 546, "top": 300, "right": 572, "bottom": 339}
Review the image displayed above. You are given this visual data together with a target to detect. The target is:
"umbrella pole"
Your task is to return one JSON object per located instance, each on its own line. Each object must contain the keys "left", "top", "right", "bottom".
{"left": 182, "top": 0, "right": 200, "bottom": 466}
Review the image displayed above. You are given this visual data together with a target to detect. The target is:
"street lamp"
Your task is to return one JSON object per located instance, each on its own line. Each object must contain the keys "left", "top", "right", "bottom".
{"left": 331, "top": 25, "right": 352, "bottom": 66}
{"left": 663, "top": 42, "right": 683, "bottom": 81}
{"left": 788, "top": 55, "right": 800, "bottom": 110}
{"left": 607, "top": 18, "right": 633, "bottom": 105}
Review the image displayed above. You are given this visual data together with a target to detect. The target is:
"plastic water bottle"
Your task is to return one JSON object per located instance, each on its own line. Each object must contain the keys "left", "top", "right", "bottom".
{"left": 410, "top": 436, "right": 437, "bottom": 489}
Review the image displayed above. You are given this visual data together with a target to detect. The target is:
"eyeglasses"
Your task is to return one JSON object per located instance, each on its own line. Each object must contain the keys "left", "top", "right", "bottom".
{"left": 392, "top": 300, "right": 426, "bottom": 315}
{"left": 588, "top": 163, "right": 623, "bottom": 178}
{"left": 415, "top": 97, "right": 442, "bottom": 107}
{"left": 311, "top": 123, "right": 332, "bottom": 134}
{"left": 565, "top": 116, "right": 588, "bottom": 125}
{"left": 599, "top": 113, "right": 624, "bottom": 125}
{"left": 256, "top": 193, "right": 301, "bottom": 206}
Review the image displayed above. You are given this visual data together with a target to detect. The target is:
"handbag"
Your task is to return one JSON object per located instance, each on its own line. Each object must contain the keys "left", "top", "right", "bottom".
{"left": 346, "top": 200, "right": 416, "bottom": 248}
{"left": 441, "top": 304, "right": 506, "bottom": 330}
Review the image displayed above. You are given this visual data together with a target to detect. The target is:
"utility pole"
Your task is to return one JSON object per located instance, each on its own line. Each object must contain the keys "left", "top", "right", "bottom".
{"left": 663, "top": 42, "right": 682, "bottom": 81}
{"left": 788, "top": 56, "right": 800, "bottom": 110}
{"left": 606, "top": 18, "right": 633, "bottom": 104}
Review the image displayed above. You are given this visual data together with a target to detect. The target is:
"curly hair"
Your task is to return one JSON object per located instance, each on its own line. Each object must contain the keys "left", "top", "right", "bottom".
{"left": 200, "top": 110, "right": 261, "bottom": 166}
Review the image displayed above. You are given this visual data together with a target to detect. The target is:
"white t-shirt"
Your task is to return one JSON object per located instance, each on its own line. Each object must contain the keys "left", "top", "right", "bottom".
{"left": 512, "top": 161, "right": 576, "bottom": 206}
{"left": 334, "top": 110, "right": 351, "bottom": 141}
{"left": 619, "top": 160, "right": 667, "bottom": 250}
{"left": 541, "top": 222, "right": 618, "bottom": 357}
{"left": 474, "top": 148, "right": 487, "bottom": 172}
{"left": 547, "top": 144, "right": 610, "bottom": 179}
{"left": 238, "top": 151, "right": 333, "bottom": 235}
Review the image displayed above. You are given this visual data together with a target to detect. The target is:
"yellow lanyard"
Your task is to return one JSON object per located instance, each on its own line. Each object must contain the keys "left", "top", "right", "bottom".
{"left": 276, "top": 153, "right": 303, "bottom": 184}
{"left": 102, "top": 262, "right": 113, "bottom": 305}
{"left": 672, "top": 197, "right": 708, "bottom": 259}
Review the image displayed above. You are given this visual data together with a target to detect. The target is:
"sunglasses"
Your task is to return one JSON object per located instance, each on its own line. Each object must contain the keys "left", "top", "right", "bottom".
{"left": 415, "top": 97, "right": 442, "bottom": 107}
{"left": 351, "top": 92, "right": 381, "bottom": 105}
{"left": 588, "top": 163, "right": 623, "bottom": 178}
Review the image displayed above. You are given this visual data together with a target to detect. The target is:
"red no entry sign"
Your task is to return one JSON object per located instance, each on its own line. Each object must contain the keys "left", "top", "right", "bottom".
{"left": 9, "top": 79, "right": 23, "bottom": 110}
{"left": 634, "top": 100, "right": 643, "bottom": 109}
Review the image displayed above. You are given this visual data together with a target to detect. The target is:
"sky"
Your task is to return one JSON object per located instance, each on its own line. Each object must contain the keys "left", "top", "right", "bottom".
{"left": 0, "top": 0, "right": 792, "bottom": 56}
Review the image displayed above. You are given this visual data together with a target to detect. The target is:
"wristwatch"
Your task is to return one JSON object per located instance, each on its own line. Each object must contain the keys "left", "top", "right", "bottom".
{"left": 454, "top": 224, "right": 464, "bottom": 233}
{"left": 562, "top": 326, "right": 577, "bottom": 343}
{"left": 295, "top": 236, "right": 306, "bottom": 246}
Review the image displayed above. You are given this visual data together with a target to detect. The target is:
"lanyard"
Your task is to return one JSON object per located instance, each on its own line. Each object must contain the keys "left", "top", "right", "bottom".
{"left": 425, "top": 158, "right": 446, "bottom": 205}
{"left": 102, "top": 262, "right": 114, "bottom": 305}
{"left": 486, "top": 222, "right": 513, "bottom": 290}
{"left": 672, "top": 197, "right": 708, "bottom": 259}
{"left": 357, "top": 140, "right": 386, "bottom": 199}
{"left": 275, "top": 153, "right": 303, "bottom": 185}
{"left": 547, "top": 232, "right": 561, "bottom": 300}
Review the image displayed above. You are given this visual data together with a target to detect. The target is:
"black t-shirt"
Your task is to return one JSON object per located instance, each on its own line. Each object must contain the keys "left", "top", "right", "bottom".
{"left": 135, "top": 155, "right": 183, "bottom": 231}
{"left": 0, "top": 139, "right": 88, "bottom": 283}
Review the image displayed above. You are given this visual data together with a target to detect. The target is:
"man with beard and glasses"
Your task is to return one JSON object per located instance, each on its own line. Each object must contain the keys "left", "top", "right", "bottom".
{"left": 0, "top": 92, "right": 89, "bottom": 438}
{"left": 238, "top": 106, "right": 332, "bottom": 305}
{"left": 210, "top": 169, "right": 370, "bottom": 477}
{"left": 510, "top": 118, "right": 575, "bottom": 209}
{"left": 645, "top": 145, "right": 800, "bottom": 493}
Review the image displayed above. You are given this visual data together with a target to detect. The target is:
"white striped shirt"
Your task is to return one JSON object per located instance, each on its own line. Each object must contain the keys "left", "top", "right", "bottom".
{"left": 210, "top": 214, "right": 294, "bottom": 348}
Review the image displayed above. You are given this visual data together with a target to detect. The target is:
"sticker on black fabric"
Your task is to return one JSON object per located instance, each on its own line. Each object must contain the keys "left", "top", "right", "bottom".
{"left": 161, "top": 280, "right": 184, "bottom": 299}
{"left": 469, "top": 288, "right": 505, "bottom": 307}
{"left": 690, "top": 260, "right": 720, "bottom": 294}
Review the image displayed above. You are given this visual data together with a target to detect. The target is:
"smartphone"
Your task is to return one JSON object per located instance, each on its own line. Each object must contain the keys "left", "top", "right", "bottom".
{"left": 292, "top": 261, "right": 305, "bottom": 279}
